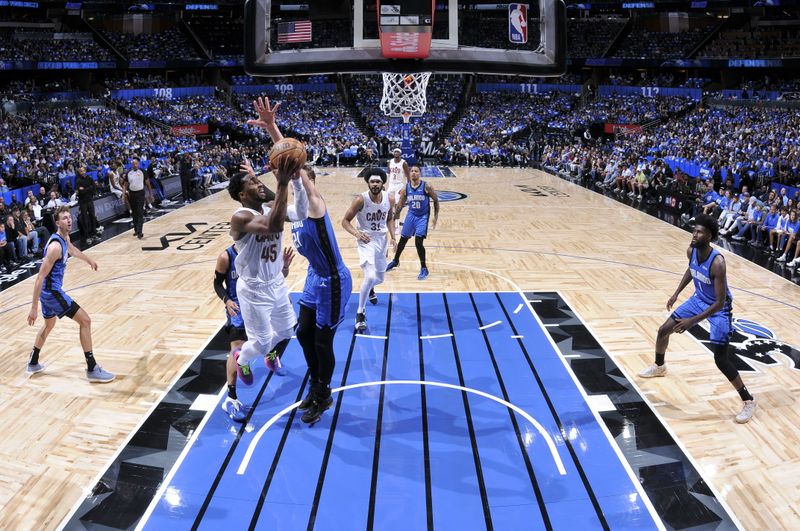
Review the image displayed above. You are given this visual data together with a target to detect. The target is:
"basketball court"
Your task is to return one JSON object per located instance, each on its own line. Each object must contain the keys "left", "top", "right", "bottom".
{"left": 1, "top": 1, "right": 799, "bottom": 529}
{"left": 2, "top": 167, "right": 799, "bottom": 530}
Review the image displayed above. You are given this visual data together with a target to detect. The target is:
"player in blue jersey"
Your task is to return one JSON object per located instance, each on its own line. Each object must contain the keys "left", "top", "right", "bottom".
{"left": 261, "top": 99, "right": 353, "bottom": 425}
{"left": 289, "top": 164, "right": 353, "bottom": 424}
{"left": 639, "top": 214, "right": 756, "bottom": 424}
{"left": 25, "top": 206, "right": 114, "bottom": 382}
{"left": 385, "top": 165, "right": 440, "bottom": 280}
{"left": 214, "top": 242, "right": 295, "bottom": 422}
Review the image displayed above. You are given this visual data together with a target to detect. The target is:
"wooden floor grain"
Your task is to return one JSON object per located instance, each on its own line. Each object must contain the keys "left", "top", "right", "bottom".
{"left": 1, "top": 167, "right": 798, "bottom": 529}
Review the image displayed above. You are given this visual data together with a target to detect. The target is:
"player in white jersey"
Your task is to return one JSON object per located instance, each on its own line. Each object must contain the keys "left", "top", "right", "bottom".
{"left": 227, "top": 97, "right": 310, "bottom": 385}
{"left": 387, "top": 148, "right": 410, "bottom": 204}
{"left": 342, "top": 167, "right": 396, "bottom": 331}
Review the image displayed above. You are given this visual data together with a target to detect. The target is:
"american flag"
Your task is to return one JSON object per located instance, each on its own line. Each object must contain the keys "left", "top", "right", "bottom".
{"left": 277, "top": 21, "right": 312, "bottom": 43}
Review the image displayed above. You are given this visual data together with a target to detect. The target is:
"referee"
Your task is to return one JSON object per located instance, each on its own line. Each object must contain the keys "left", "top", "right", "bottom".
{"left": 124, "top": 157, "right": 147, "bottom": 239}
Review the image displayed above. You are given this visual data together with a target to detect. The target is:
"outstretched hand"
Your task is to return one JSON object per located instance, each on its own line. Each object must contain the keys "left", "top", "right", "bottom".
{"left": 246, "top": 96, "right": 280, "bottom": 130}
{"left": 239, "top": 158, "right": 256, "bottom": 177}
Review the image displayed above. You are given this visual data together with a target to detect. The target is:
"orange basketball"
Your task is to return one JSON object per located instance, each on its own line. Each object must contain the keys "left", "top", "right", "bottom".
{"left": 269, "top": 137, "right": 307, "bottom": 177}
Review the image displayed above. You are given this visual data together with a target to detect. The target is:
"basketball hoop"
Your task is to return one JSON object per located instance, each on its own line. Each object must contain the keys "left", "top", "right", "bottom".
{"left": 380, "top": 72, "right": 431, "bottom": 118}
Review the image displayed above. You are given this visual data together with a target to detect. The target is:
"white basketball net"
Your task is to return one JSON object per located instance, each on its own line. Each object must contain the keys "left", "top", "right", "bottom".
{"left": 380, "top": 72, "right": 432, "bottom": 118}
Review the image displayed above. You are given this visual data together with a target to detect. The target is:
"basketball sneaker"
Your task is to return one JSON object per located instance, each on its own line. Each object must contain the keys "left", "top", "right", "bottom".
{"left": 369, "top": 288, "right": 378, "bottom": 305}
{"left": 301, "top": 396, "right": 334, "bottom": 424}
{"left": 638, "top": 363, "right": 667, "bottom": 378}
{"left": 265, "top": 350, "right": 286, "bottom": 376}
{"left": 298, "top": 390, "right": 315, "bottom": 411}
{"left": 385, "top": 259, "right": 399, "bottom": 271}
{"left": 26, "top": 363, "right": 45, "bottom": 375}
{"left": 735, "top": 398, "right": 756, "bottom": 424}
{"left": 221, "top": 397, "right": 248, "bottom": 422}
{"left": 234, "top": 349, "right": 253, "bottom": 385}
{"left": 417, "top": 267, "right": 429, "bottom": 280}
{"left": 86, "top": 365, "right": 115, "bottom": 383}
{"left": 355, "top": 312, "right": 367, "bottom": 332}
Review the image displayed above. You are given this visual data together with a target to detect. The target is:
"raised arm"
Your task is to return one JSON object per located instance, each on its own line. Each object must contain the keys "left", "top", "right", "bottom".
{"left": 231, "top": 182, "right": 290, "bottom": 237}
{"left": 247, "top": 96, "right": 284, "bottom": 144}
{"left": 286, "top": 177, "right": 309, "bottom": 222}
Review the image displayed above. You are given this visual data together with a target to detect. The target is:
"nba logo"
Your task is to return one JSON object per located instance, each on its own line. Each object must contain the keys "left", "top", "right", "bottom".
{"left": 508, "top": 4, "right": 528, "bottom": 44}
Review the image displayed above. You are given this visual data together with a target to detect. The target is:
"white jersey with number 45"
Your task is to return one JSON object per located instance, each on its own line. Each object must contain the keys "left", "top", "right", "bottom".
{"left": 233, "top": 205, "right": 284, "bottom": 284}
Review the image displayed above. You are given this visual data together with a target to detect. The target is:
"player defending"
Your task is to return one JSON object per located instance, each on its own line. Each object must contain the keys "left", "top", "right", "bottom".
{"left": 26, "top": 206, "right": 114, "bottom": 382}
{"left": 341, "top": 167, "right": 396, "bottom": 332}
{"left": 385, "top": 165, "right": 439, "bottom": 280}
{"left": 215, "top": 241, "right": 295, "bottom": 422}
{"left": 639, "top": 214, "right": 756, "bottom": 424}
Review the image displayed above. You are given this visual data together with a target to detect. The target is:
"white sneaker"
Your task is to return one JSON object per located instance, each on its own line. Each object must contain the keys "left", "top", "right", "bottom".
{"left": 776, "top": 254, "right": 787, "bottom": 262}
{"left": 639, "top": 363, "right": 667, "bottom": 378}
{"left": 789, "top": 258, "right": 799, "bottom": 267}
{"left": 735, "top": 399, "right": 756, "bottom": 424}
{"left": 637, "top": 194, "right": 643, "bottom": 200}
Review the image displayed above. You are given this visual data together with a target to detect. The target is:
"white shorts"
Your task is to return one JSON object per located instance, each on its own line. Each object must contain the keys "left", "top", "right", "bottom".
{"left": 236, "top": 277, "right": 296, "bottom": 344}
{"left": 358, "top": 232, "right": 388, "bottom": 271}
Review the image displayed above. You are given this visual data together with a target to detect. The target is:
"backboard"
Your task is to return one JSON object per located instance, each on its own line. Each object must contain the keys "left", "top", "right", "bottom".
{"left": 244, "top": 0, "right": 566, "bottom": 77}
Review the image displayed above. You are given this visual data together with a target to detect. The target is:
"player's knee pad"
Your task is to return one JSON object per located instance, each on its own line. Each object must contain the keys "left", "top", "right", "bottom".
{"left": 711, "top": 342, "right": 739, "bottom": 381}
{"left": 363, "top": 263, "right": 378, "bottom": 284}
{"left": 374, "top": 269, "right": 385, "bottom": 284}
{"left": 239, "top": 337, "right": 270, "bottom": 364}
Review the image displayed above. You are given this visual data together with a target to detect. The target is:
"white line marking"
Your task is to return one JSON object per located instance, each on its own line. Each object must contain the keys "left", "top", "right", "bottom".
{"left": 563, "top": 354, "right": 581, "bottom": 358}
{"left": 420, "top": 333, "right": 453, "bottom": 340}
{"left": 189, "top": 393, "right": 220, "bottom": 412}
{"left": 513, "top": 303, "right": 524, "bottom": 314}
{"left": 60, "top": 320, "right": 228, "bottom": 531}
{"left": 511, "top": 335, "right": 524, "bottom": 339}
{"left": 237, "top": 379, "right": 567, "bottom": 477}
{"left": 529, "top": 299, "right": 542, "bottom": 303}
{"left": 356, "top": 334, "right": 388, "bottom": 340}
{"left": 426, "top": 261, "right": 666, "bottom": 531}
{"left": 479, "top": 320, "right": 501, "bottom": 330}
{"left": 544, "top": 324, "right": 560, "bottom": 328}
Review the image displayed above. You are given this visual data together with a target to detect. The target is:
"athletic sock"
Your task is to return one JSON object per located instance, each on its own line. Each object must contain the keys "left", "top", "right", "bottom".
{"left": 228, "top": 384, "right": 237, "bottom": 400}
{"left": 29, "top": 346, "right": 41, "bottom": 366}
{"left": 655, "top": 353, "right": 665, "bottom": 366}
{"left": 737, "top": 385, "right": 753, "bottom": 402}
{"left": 84, "top": 351, "right": 96, "bottom": 371}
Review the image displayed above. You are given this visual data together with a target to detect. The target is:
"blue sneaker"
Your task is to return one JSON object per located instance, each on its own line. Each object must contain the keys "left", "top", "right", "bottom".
{"left": 222, "top": 397, "right": 249, "bottom": 422}
{"left": 86, "top": 365, "right": 115, "bottom": 383}
{"left": 417, "top": 267, "right": 429, "bottom": 280}
{"left": 385, "top": 259, "right": 399, "bottom": 271}
{"left": 26, "top": 363, "right": 45, "bottom": 375}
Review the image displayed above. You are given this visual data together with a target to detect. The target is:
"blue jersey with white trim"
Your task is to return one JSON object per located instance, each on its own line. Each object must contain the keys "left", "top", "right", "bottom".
{"left": 406, "top": 180, "right": 429, "bottom": 217}
{"left": 690, "top": 248, "right": 732, "bottom": 305}
{"left": 44, "top": 234, "right": 68, "bottom": 293}
{"left": 290, "top": 211, "right": 346, "bottom": 277}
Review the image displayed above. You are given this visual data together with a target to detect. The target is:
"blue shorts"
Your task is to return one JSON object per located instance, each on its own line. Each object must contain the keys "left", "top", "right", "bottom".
{"left": 401, "top": 212, "right": 429, "bottom": 239}
{"left": 672, "top": 294, "right": 732, "bottom": 344}
{"left": 298, "top": 266, "right": 353, "bottom": 328}
{"left": 40, "top": 289, "right": 79, "bottom": 319}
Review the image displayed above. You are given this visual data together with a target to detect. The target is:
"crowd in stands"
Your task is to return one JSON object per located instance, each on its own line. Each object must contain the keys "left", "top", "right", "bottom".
{"left": 122, "top": 95, "right": 232, "bottom": 126}
{"left": 550, "top": 93, "right": 695, "bottom": 130}
{"left": 231, "top": 74, "right": 329, "bottom": 86}
{"left": 186, "top": 14, "right": 243, "bottom": 58}
{"left": 614, "top": 27, "right": 711, "bottom": 59}
{"left": 101, "top": 27, "right": 201, "bottom": 61}
{"left": 566, "top": 17, "right": 626, "bottom": 58}
{"left": 699, "top": 25, "right": 800, "bottom": 59}
{"left": 0, "top": 29, "right": 114, "bottom": 62}
{"left": 104, "top": 73, "right": 205, "bottom": 90}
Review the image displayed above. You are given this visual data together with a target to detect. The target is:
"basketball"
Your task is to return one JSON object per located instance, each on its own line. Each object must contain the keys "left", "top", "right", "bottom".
{"left": 269, "top": 137, "right": 307, "bottom": 177}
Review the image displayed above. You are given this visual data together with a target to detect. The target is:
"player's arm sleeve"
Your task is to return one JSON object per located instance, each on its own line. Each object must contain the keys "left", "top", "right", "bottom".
{"left": 286, "top": 178, "right": 309, "bottom": 221}
{"left": 214, "top": 271, "right": 228, "bottom": 301}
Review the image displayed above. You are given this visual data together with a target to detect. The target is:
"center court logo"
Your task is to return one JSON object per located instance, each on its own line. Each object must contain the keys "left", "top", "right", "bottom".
{"left": 515, "top": 184, "right": 570, "bottom": 198}
{"left": 437, "top": 191, "right": 467, "bottom": 202}
{"left": 142, "top": 221, "right": 230, "bottom": 251}
{"left": 689, "top": 317, "right": 800, "bottom": 372}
